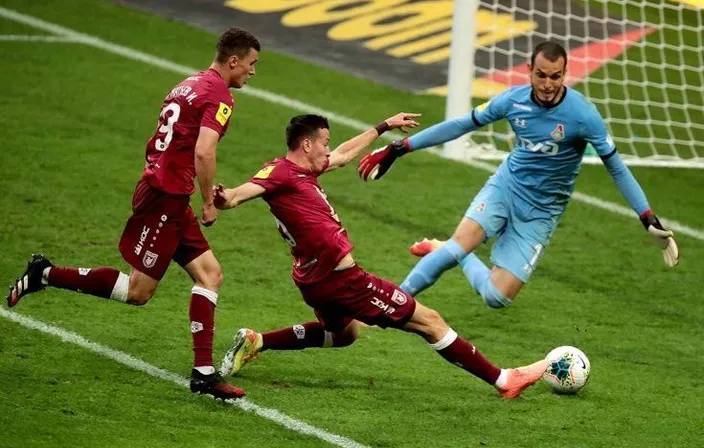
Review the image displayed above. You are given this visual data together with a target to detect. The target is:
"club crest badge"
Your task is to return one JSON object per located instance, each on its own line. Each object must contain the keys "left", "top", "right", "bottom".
{"left": 551, "top": 124, "right": 565, "bottom": 141}
{"left": 143, "top": 250, "right": 158, "bottom": 269}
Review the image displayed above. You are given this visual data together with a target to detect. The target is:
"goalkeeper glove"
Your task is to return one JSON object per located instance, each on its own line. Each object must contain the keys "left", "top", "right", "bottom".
{"left": 640, "top": 211, "right": 679, "bottom": 267}
{"left": 357, "top": 138, "right": 411, "bottom": 181}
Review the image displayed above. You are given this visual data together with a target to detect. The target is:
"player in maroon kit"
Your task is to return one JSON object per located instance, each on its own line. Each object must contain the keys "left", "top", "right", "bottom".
{"left": 213, "top": 114, "right": 549, "bottom": 399}
{"left": 5, "top": 28, "right": 260, "bottom": 400}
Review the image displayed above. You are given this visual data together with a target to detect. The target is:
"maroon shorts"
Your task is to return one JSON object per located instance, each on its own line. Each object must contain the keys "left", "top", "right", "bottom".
{"left": 118, "top": 179, "right": 210, "bottom": 280}
{"left": 298, "top": 266, "right": 417, "bottom": 332}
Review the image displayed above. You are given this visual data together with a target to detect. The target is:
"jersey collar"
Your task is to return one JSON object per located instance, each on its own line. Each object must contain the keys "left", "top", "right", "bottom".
{"left": 530, "top": 86, "right": 568, "bottom": 109}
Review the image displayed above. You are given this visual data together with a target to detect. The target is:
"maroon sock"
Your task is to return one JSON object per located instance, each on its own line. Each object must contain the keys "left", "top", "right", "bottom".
{"left": 262, "top": 322, "right": 326, "bottom": 351}
{"left": 48, "top": 266, "right": 121, "bottom": 299}
{"left": 437, "top": 335, "right": 501, "bottom": 385}
{"left": 189, "top": 290, "right": 216, "bottom": 368}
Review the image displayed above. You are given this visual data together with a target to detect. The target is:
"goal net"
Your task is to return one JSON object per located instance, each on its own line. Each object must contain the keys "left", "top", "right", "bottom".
{"left": 451, "top": 0, "right": 704, "bottom": 168}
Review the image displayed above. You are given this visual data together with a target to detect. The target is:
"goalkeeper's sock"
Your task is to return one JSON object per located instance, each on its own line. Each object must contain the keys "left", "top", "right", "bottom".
{"left": 190, "top": 287, "right": 217, "bottom": 369}
{"left": 429, "top": 328, "right": 502, "bottom": 385}
{"left": 400, "top": 238, "right": 466, "bottom": 296}
{"left": 46, "top": 266, "right": 128, "bottom": 301}
{"left": 261, "top": 322, "right": 331, "bottom": 350}
{"left": 459, "top": 254, "right": 512, "bottom": 308}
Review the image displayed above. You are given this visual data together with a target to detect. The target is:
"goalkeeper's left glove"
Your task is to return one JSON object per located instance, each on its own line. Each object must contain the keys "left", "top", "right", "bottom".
{"left": 640, "top": 211, "right": 679, "bottom": 267}
{"left": 357, "top": 138, "right": 411, "bottom": 181}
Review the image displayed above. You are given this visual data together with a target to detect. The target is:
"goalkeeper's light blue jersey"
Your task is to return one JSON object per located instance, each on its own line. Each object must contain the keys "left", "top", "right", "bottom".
{"left": 410, "top": 85, "right": 618, "bottom": 217}
{"left": 475, "top": 85, "right": 615, "bottom": 215}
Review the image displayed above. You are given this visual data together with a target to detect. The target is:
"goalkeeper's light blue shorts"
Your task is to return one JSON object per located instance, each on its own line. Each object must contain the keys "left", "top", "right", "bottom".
{"left": 465, "top": 176, "right": 559, "bottom": 283}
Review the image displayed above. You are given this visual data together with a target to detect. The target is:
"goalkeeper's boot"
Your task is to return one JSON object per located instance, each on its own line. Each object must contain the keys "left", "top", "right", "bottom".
{"left": 6, "top": 254, "right": 54, "bottom": 308}
{"left": 496, "top": 359, "right": 549, "bottom": 399}
{"left": 409, "top": 238, "right": 445, "bottom": 258}
{"left": 189, "top": 369, "right": 245, "bottom": 400}
{"left": 220, "top": 328, "right": 263, "bottom": 377}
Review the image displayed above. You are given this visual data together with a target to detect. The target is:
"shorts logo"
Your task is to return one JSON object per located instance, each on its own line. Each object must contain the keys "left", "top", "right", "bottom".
{"left": 292, "top": 324, "right": 306, "bottom": 340}
{"left": 78, "top": 268, "right": 91, "bottom": 276}
{"left": 135, "top": 226, "right": 151, "bottom": 256}
{"left": 143, "top": 250, "right": 158, "bottom": 269}
{"left": 391, "top": 290, "right": 407, "bottom": 306}
{"left": 371, "top": 297, "right": 396, "bottom": 315}
{"left": 191, "top": 321, "right": 203, "bottom": 333}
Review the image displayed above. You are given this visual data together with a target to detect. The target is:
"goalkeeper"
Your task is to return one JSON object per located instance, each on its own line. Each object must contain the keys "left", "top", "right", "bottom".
{"left": 357, "top": 41, "right": 678, "bottom": 309}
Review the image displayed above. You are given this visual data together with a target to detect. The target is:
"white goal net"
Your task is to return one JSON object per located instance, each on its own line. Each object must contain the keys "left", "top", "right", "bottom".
{"left": 455, "top": 0, "right": 704, "bottom": 168}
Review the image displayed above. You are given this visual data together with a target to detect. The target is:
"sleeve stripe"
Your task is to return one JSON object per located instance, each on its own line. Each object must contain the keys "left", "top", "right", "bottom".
{"left": 471, "top": 110, "right": 483, "bottom": 128}
{"left": 600, "top": 147, "right": 618, "bottom": 161}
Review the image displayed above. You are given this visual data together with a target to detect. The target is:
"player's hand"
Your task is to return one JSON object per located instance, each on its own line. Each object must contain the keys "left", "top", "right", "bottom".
{"left": 213, "top": 184, "right": 229, "bottom": 210}
{"left": 385, "top": 112, "right": 421, "bottom": 134}
{"left": 201, "top": 202, "right": 218, "bottom": 227}
{"left": 357, "top": 138, "right": 411, "bottom": 181}
{"left": 640, "top": 212, "right": 679, "bottom": 267}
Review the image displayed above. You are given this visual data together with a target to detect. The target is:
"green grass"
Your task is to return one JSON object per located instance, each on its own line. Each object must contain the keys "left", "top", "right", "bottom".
{"left": 0, "top": 1, "right": 702, "bottom": 447}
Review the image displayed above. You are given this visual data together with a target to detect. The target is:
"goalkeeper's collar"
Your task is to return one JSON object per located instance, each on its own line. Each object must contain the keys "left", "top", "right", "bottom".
{"left": 530, "top": 86, "right": 567, "bottom": 109}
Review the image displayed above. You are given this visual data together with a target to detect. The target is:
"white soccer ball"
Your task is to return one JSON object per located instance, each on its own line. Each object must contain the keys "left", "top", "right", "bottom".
{"left": 542, "top": 346, "right": 591, "bottom": 394}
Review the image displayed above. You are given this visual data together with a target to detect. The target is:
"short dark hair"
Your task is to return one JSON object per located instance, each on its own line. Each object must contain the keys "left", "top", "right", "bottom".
{"left": 216, "top": 28, "right": 260, "bottom": 63}
{"left": 286, "top": 115, "right": 330, "bottom": 149}
{"left": 531, "top": 41, "right": 568, "bottom": 67}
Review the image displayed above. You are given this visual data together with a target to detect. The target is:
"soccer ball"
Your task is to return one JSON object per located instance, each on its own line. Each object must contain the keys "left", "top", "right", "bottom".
{"left": 542, "top": 346, "right": 591, "bottom": 394}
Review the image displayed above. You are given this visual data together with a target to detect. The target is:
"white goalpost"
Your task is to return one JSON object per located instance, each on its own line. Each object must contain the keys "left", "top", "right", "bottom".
{"left": 443, "top": 0, "right": 704, "bottom": 169}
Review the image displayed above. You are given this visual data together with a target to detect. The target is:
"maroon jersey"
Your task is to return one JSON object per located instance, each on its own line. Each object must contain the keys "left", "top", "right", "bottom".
{"left": 249, "top": 158, "right": 354, "bottom": 285}
{"left": 143, "top": 68, "right": 234, "bottom": 195}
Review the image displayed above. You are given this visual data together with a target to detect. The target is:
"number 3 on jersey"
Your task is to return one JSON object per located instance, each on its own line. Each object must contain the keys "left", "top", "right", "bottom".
{"left": 155, "top": 103, "right": 181, "bottom": 151}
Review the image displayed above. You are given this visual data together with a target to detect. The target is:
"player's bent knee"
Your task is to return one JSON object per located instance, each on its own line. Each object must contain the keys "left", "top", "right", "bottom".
{"left": 417, "top": 306, "right": 449, "bottom": 341}
{"left": 333, "top": 321, "right": 360, "bottom": 347}
{"left": 126, "top": 289, "right": 153, "bottom": 306}
{"left": 480, "top": 281, "right": 512, "bottom": 309}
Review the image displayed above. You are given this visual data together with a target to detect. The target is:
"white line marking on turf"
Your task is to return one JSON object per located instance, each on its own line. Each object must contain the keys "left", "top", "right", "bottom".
{"left": 0, "top": 308, "right": 369, "bottom": 448}
{"left": 0, "top": 6, "right": 701, "bottom": 242}
{"left": 0, "top": 34, "right": 83, "bottom": 42}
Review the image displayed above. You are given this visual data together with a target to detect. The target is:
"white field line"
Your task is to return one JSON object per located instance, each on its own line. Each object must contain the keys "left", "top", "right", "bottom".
{"left": 0, "top": 34, "right": 83, "bottom": 42}
{"left": 0, "top": 308, "right": 370, "bottom": 448}
{"left": 0, "top": 6, "right": 701, "bottom": 242}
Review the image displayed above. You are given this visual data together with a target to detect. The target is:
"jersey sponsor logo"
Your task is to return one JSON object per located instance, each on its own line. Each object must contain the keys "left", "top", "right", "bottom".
{"left": 215, "top": 102, "right": 231, "bottom": 126}
{"left": 254, "top": 165, "right": 275, "bottom": 179}
{"left": 143, "top": 250, "right": 159, "bottom": 269}
{"left": 391, "top": 290, "right": 407, "bottom": 306}
{"left": 513, "top": 103, "right": 532, "bottom": 112}
{"left": 519, "top": 137, "right": 559, "bottom": 156}
{"left": 551, "top": 123, "right": 566, "bottom": 141}
{"left": 476, "top": 100, "right": 490, "bottom": 112}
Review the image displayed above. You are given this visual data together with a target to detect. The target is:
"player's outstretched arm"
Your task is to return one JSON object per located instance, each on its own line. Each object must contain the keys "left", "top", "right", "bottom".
{"left": 602, "top": 152, "right": 679, "bottom": 267}
{"left": 195, "top": 127, "right": 221, "bottom": 226}
{"left": 326, "top": 112, "right": 420, "bottom": 172}
{"left": 357, "top": 108, "right": 488, "bottom": 181}
{"left": 213, "top": 182, "right": 266, "bottom": 210}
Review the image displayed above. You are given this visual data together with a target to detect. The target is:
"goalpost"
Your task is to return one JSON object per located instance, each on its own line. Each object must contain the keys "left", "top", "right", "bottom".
{"left": 443, "top": 0, "right": 704, "bottom": 169}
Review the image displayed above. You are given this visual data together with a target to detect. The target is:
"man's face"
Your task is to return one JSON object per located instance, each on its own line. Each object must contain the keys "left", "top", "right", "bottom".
{"left": 229, "top": 48, "right": 259, "bottom": 89}
{"left": 528, "top": 53, "right": 567, "bottom": 105}
{"left": 304, "top": 128, "right": 331, "bottom": 173}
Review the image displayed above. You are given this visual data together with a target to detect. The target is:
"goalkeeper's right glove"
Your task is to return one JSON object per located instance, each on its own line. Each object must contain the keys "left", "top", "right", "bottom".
{"left": 640, "top": 211, "right": 679, "bottom": 267}
{"left": 357, "top": 138, "right": 411, "bottom": 181}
